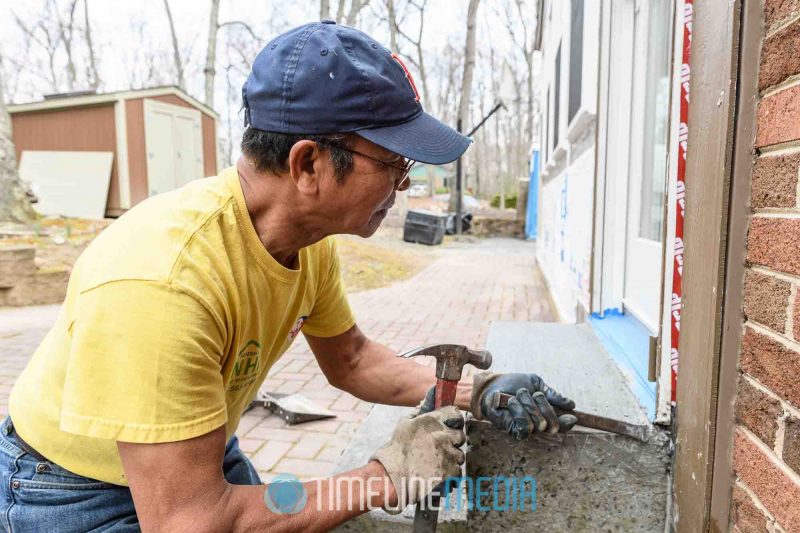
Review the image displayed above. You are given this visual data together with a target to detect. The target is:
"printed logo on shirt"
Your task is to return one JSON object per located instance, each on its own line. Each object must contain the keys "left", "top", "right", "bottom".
{"left": 287, "top": 316, "right": 308, "bottom": 342}
{"left": 227, "top": 339, "right": 261, "bottom": 393}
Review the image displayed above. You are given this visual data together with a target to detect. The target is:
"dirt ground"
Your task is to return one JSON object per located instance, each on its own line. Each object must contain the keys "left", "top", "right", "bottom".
{"left": 335, "top": 229, "right": 434, "bottom": 292}
{"left": 0, "top": 217, "right": 111, "bottom": 273}
{"left": 0, "top": 217, "right": 435, "bottom": 292}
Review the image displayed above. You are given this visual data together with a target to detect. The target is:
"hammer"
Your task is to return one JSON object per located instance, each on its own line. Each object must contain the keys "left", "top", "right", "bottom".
{"left": 400, "top": 344, "right": 493, "bottom": 532}
{"left": 401, "top": 344, "right": 493, "bottom": 409}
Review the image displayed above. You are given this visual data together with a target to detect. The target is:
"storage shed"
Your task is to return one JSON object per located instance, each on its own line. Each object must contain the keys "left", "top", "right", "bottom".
{"left": 7, "top": 86, "right": 219, "bottom": 217}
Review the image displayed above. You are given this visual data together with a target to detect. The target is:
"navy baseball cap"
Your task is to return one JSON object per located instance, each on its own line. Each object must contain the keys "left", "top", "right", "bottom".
{"left": 242, "top": 21, "right": 471, "bottom": 165}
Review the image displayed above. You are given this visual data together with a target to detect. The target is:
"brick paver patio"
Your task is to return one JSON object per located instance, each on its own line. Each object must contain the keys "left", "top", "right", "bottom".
{"left": 0, "top": 238, "right": 553, "bottom": 483}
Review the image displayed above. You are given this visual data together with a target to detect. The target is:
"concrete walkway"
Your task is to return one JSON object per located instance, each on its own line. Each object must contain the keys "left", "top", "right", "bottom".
{"left": 0, "top": 238, "right": 554, "bottom": 483}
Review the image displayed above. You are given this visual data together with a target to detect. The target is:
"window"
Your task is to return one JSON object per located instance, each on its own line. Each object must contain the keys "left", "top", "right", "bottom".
{"left": 638, "top": 0, "right": 673, "bottom": 241}
{"left": 568, "top": 0, "right": 584, "bottom": 123}
{"left": 553, "top": 42, "right": 561, "bottom": 154}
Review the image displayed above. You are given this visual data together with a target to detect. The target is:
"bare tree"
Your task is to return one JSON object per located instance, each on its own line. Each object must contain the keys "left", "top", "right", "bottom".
{"left": 54, "top": 0, "right": 80, "bottom": 91}
{"left": 335, "top": 0, "right": 345, "bottom": 23}
{"left": 501, "top": 0, "right": 534, "bottom": 145}
{"left": 204, "top": 0, "right": 221, "bottom": 108}
{"left": 13, "top": 10, "right": 62, "bottom": 92}
{"left": 386, "top": 0, "right": 399, "bottom": 51}
{"left": 218, "top": 18, "right": 271, "bottom": 165}
{"left": 395, "top": 0, "right": 430, "bottom": 104}
{"left": 0, "top": 56, "right": 36, "bottom": 223}
{"left": 342, "top": 0, "right": 370, "bottom": 26}
{"left": 1, "top": 29, "right": 41, "bottom": 101}
{"left": 12, "top": 0, "right": 100, "bottom": 96}
{"left": 449, "top": 0, "right": 480, "bottom": 211}
{"left": 321, "top": 0, "right": 331, "bottom": 20}
{"left": 458, "top": 0, "right": 480, "bottom": 137}
{"left": 489, "top": 44, "right": 504, "bottom": 203}
{"left": 222, "top": 62, "right": 235, "bottom": 165}
{"left": 163, "top": 0, "right": 185, "bottom": 89}
{"left": 208, "top": 11, "right": 267, "bottom": 116}
{"left": 83, "top": 0, "right": 99, "bottom": 90}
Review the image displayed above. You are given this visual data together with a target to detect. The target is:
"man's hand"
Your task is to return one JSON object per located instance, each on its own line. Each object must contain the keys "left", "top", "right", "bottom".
{"left": 419, "top": 373, "right": 578, "bottom": 440}
{"left": 471, "top": 373, "right": 577, "bottom": 439}
{"left": 370, "top": 406, "right": 466, "bottom": 513}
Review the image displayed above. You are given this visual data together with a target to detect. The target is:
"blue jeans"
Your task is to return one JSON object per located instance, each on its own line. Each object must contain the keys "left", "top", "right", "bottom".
{"left": 0, "top": 416, "right": 261, "bottom": 532}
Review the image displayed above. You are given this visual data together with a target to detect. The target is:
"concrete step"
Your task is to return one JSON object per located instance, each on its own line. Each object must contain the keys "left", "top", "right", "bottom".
{"left": 465, "top": 322, "right": 670, "bottom": 532}
{"left": 333, "top": 322, "right": 671, "bottom": 532}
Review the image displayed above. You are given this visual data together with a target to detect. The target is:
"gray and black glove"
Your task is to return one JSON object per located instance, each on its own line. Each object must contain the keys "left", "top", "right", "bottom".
{"left": 417, "top": 373, "right": 577, "bottom": 440}
{"left": 471, "top": 372, "right": 577, "bottom": 439}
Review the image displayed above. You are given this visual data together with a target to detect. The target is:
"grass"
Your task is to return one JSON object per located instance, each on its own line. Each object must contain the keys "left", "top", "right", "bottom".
{"left": 1, "top": 217, "right": 432, "bottom": 293}
{"left": 0, "top": 217, "right": 110, "bottom": 272}
{"left": 335, "top": 235, "right": 432, "bottom": 292}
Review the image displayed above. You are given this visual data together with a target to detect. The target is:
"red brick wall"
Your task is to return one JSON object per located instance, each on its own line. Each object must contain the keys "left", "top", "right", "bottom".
{"left": 732, "top": 3, "right": 800, "bottom": 531}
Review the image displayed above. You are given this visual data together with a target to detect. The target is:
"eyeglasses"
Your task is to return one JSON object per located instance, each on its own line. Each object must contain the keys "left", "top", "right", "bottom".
{"left": 337, "top": 146, "right": 414, "bottom": 191}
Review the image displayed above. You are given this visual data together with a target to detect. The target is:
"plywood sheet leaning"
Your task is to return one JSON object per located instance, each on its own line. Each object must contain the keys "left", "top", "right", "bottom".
{"left": 19, "top": 150, "right": 113, "bottom": 219}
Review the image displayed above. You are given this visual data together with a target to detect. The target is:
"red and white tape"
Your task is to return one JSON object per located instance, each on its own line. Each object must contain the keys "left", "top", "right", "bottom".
{"left": 671, "top": 0, "right": 692, "bottom": 404}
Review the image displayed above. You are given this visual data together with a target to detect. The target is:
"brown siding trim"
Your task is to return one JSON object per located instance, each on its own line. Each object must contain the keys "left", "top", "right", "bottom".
{"left": 673, "top": 0, "right": 742, "bottom": 531}
{"left": 710, "top": 1, "right": 763, "bottom": 527}
{"left": 151, "top": 94, "right": 193, "bottom": 110}
{"left": 201, "top": 113, "right": 217, "bottom": 175}
{"left": 125, "top": 98, "right": 148, "bottom": 205}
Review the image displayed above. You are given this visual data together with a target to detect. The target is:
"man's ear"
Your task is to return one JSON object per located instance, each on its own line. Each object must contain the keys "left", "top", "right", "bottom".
{"left": 288, "top": 140, "right": 325, "bottom": 196}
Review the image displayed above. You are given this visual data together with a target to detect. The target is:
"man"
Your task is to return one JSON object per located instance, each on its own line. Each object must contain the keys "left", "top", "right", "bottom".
{"left": 1, "top": 22, "right": 576, "bottom": 532}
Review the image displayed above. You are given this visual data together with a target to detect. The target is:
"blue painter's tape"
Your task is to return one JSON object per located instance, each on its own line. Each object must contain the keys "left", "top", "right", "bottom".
{"left": 588, "top": 311, "right": 656, "bottom": 420}
{"left": 590, "top": 308, "right": 624, "bottom": 319}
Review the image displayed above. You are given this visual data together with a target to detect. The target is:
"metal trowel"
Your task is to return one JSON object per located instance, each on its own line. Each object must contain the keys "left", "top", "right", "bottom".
{"left": 245, "top": 391, "right": 337, "bottom": 425}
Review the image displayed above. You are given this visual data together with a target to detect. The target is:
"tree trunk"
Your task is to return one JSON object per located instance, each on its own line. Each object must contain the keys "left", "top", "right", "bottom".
{"left": 57, "top": 0, "right": 79, "bottom": 91}
{"left": 0, "top": 63, "right": 36, "bottom": 224}
{"left": 448, "top": 0, "right": 480, "bottom": 213}
{"left": 320, "top": 0, "right": 331, "bottom": 20}
{"left": 386, "top": 0, "right": 398, "bottom": 51}
{"left": 515, "top": 0, "right": 535, "bottom": 142}
{"left": 204, "top": 0, "right": 221, "bottom": 108}
{"left": 345, "top": 0, "right": 369, "bottom": 26}
{"left": 335, "top": 0, "right": 345, "bottom": 23}
{"left": 414, "top": 2, "right": 430, "bottom": 105}
{"left": 83, "top": 0, "right": 100, "bottom": 90}
{"left": 395, "top": 0, "right": 430, "bottom": 104}
{"left": 163, "top": 0, "right": 185, "bottom": 90}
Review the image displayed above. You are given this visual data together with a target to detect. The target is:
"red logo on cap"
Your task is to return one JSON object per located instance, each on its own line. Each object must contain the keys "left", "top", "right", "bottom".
{"left": 391, "top": 53, "right": 421, "bottom": 102}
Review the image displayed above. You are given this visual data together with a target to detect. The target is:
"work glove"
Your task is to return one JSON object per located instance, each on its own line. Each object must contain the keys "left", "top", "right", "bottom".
{"left": 471, "top": 372, "right": 578, "bottom": 439}
{"left": 370, "top": 406, "right": 466, "bottom": 513}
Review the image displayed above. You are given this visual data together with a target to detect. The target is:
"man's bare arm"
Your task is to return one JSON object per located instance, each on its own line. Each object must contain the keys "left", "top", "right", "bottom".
{"left": 118, "top": 425, "right": 396, "bottom": 532}
{"left": 305, "top": 325, "right": 473, "bottom": 410}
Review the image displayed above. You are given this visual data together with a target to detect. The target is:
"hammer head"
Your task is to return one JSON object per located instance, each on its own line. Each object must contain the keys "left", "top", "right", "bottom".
{"left": 400, "top": 344, "right": 492, "bottom": 381}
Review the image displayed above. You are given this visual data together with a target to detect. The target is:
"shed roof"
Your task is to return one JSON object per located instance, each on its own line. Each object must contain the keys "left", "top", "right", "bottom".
{"left": 7, "top": 85, "right": 219, "bottom": 119}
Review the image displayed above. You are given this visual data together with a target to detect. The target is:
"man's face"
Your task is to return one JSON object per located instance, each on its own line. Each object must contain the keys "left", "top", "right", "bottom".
{"left": 319, "top": 136, "right": 410, "bottom": 238}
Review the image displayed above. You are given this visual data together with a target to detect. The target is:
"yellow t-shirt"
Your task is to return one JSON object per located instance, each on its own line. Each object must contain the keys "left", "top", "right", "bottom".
{"left": 8, "top": 167, "right": 356, "bottom": 486}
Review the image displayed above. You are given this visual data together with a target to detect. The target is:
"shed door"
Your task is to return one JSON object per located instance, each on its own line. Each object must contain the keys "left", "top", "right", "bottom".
{"left": 144, "top": 99, "right": 204, "bottom": 196}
